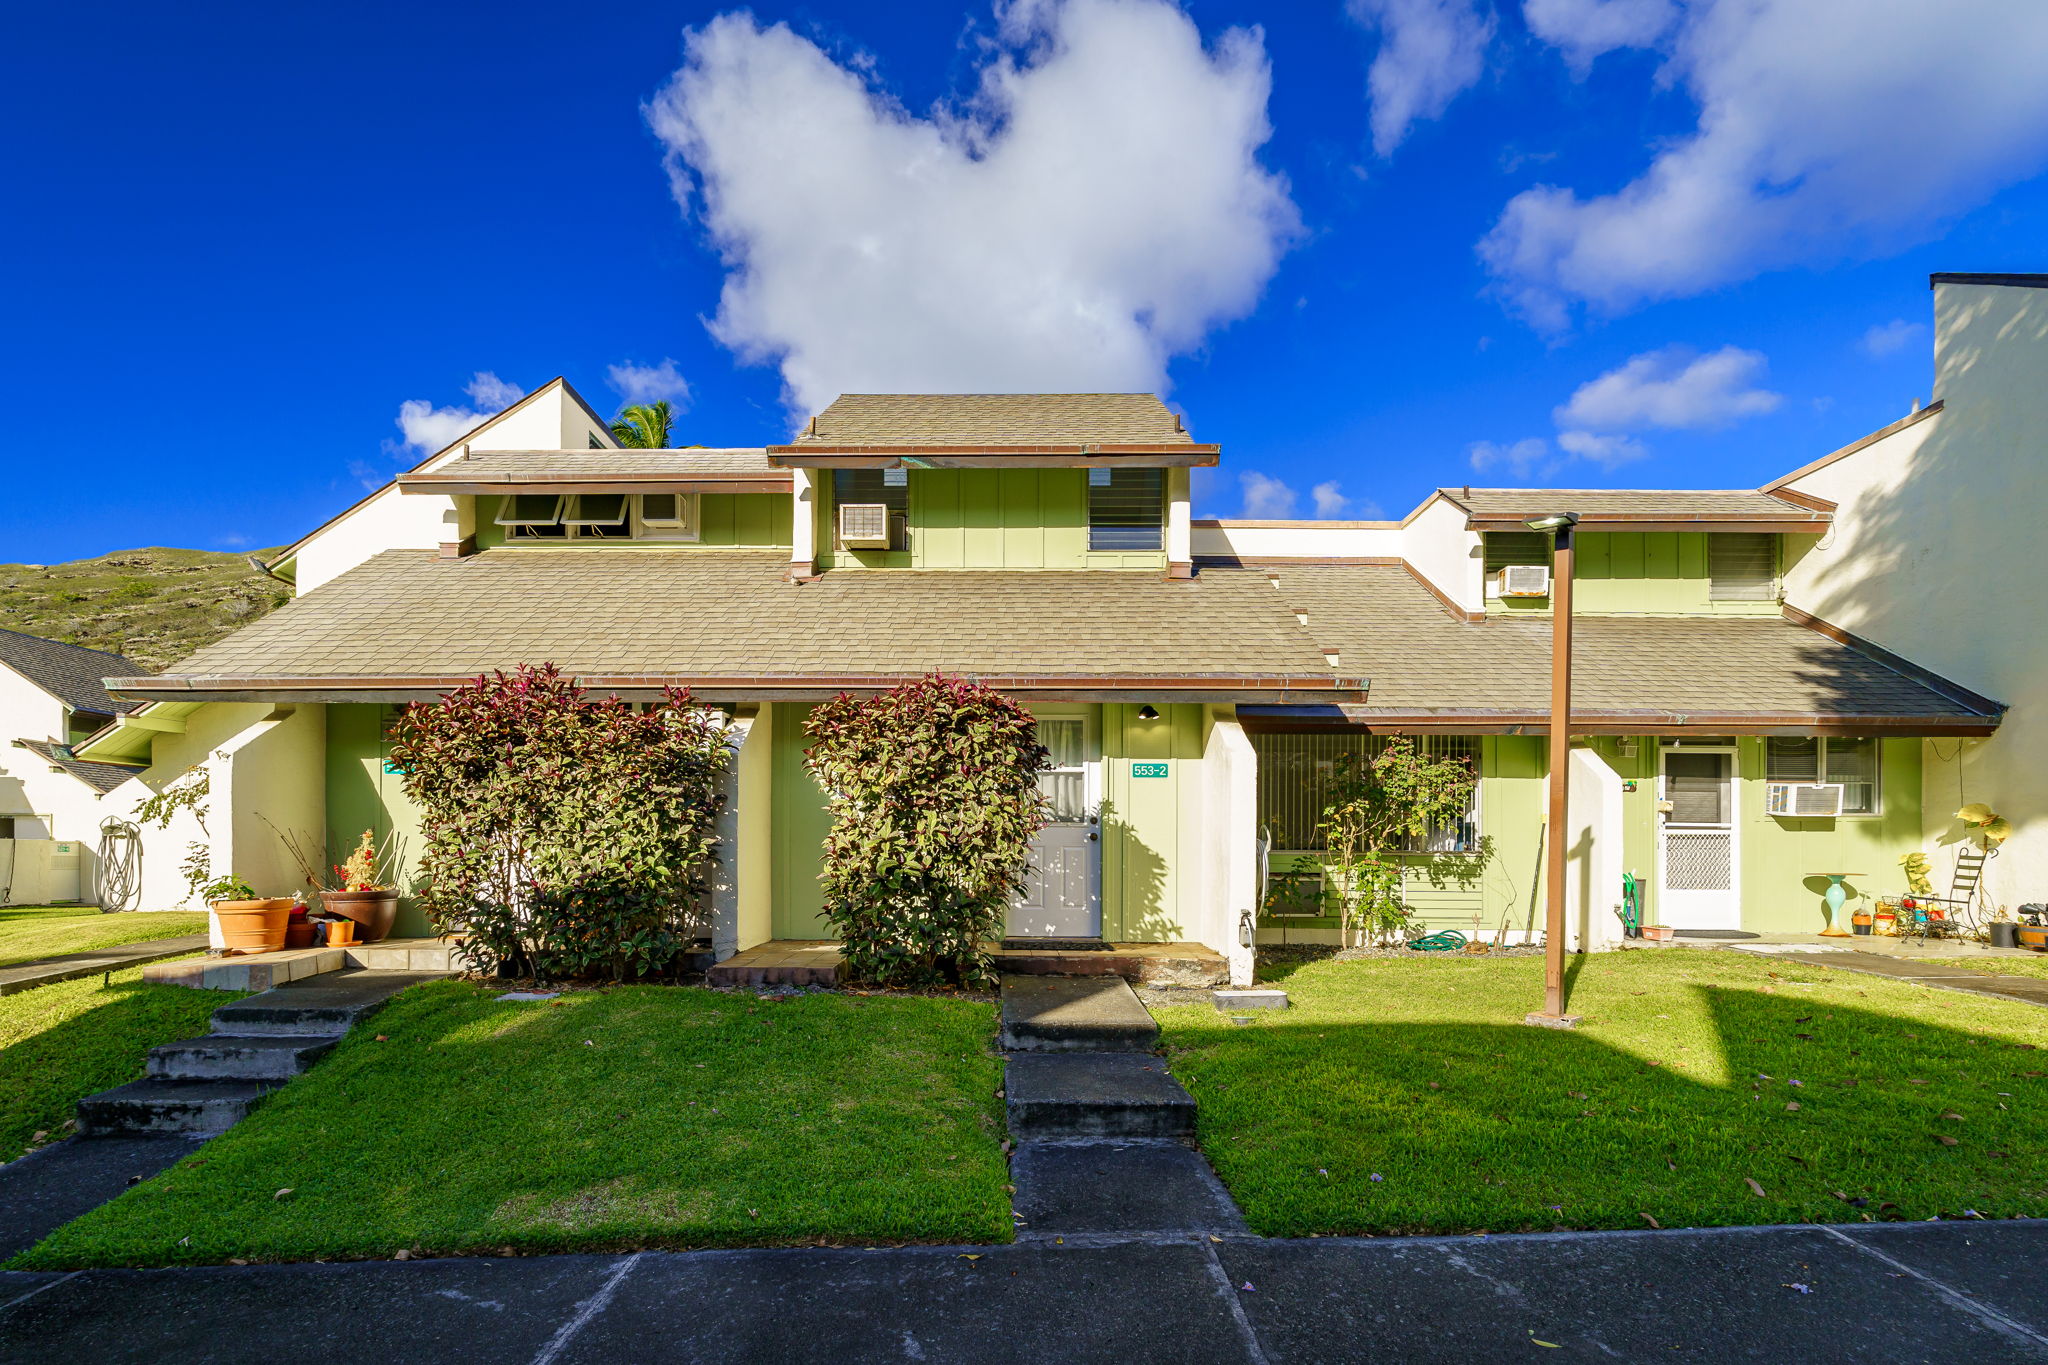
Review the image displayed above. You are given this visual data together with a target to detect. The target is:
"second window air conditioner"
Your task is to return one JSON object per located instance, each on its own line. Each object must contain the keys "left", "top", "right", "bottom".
{"left": 1495, "top": 564, "right": 1551, "bottom": 598}
{"left": 837, "top": 502, "right": 894, "bottom": 549}
{"left": 1765, "top": 782, "right": 1846, "bottom": 818}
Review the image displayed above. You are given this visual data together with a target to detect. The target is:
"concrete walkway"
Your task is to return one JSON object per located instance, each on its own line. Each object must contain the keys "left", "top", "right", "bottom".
{"left": 0, "top": 935, "right": 210, "bottom": 996}
{"left": 1732, "top": 945, "right": 2048, "bottom": 1007}
{"left": 5, "top": 1219, "right": 2046, "bottom": 1361}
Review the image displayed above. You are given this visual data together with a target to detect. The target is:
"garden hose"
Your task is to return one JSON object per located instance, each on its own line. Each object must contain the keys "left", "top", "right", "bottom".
{"left": 1408, "top": 929, "right": 1467, "bottom": 952}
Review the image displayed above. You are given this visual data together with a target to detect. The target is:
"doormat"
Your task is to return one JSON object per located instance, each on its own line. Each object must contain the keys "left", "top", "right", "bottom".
{"left": 1000, "top": 938, "right": 1114, "bottom": 952}
{"left": 1674, "top": 930, "right": 1761, "bottom": 940}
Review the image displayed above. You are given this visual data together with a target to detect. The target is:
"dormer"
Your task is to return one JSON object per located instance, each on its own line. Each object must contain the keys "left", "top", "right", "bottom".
{"left": 767, "top": 394, "right": 1218, "bottom": 579}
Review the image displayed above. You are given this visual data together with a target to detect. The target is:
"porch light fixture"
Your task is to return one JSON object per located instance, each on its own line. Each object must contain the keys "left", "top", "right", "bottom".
{"left": 1137, "top": 705, "right": 1161, "bottom": 720}
{"left": 1525, "top": 510, "right": 1582, "bottom": 1029}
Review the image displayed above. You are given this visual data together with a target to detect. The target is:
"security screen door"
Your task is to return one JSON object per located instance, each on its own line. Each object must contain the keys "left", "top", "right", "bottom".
{"left": 1008, "top": 717, "right": 1101, "bottom": 938}
{"left": 1658, "top": 749, "right": 1740, "bottom": 931}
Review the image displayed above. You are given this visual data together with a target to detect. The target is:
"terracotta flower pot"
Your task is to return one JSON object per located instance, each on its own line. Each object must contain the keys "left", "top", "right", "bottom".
{"left": 320, "top": 889, "right": 399, "bottom": 943}
{"left": 1641, "top": 924, "right": 1675, "bottom": 942}
{"left": 284, "top": 922, "right": 319, "bottom": 949}
{"left": 212, "top": 898, "right": 293, "bottom": 954}
{"left": 324, "top": 919, "right": 356, "bottom": 947}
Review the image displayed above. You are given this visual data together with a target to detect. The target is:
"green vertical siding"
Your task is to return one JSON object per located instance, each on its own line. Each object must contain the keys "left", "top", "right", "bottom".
{"left": 474, "top": 494, "right": 792, "bottom": 550}
{"left": 1099, "top": 703, "right": 1206, "bottom": 941}
{"left": 325, "top": 703, "right": 430, "bottom": 938}
{"left": 819, "top": 469, "right": 1168, "bottom": 571}
{"left": 769, "top": 702, "right": 835, "bottom": 938}
{"left": 1489, "top": 532, "right": 1783, "bottom": 616}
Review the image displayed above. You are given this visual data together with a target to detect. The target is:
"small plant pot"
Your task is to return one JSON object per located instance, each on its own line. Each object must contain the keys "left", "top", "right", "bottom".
{"left": 2016, "top": 925, "right": 2048, "bottom": 954}
{"left": 1989, "top": 921, "right": 2019, "bottom": 949}
{"left": 320, "top": 889, "right": 400, "bottom": 943}
{"left": 284, "top": 922, "right": 319, "bottom": 950}
{"left": 1640, "top": 924, "right": 1675, "bottom": 942}
{"left": 212, "top": 898, "right": 293, "bottom": 954}
{"left": 324, "top": 919, "right": 357, "bottom": 947}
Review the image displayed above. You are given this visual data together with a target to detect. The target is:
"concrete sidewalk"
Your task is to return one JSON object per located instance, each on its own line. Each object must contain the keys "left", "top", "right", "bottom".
{"left": 0, "top": 935, "right": 210, "bottom": 996}
{"left": 5, "top": 1219, "right": 2045, "bottom": 1362}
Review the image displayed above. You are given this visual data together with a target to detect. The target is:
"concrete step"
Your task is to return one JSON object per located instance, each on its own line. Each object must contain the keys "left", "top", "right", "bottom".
{"left": 1000, "top": 974, "right": 1158, "bottom": 1053}
{"left": 147, "top": 1034, "right": 341, "bottom": 1082}
{"left": 209, "top": 969, "right": 439, "bottom": 1036}
{"left": 1005, "top": 1052, "right": 1195, "bottom": 1140}
{"left": 1009, "top": 1140, "right": 1248, "bottom": 1238}
{"left": 992, "top": 943, "right": 1228, "bottom": 989}
{"left": 76, "top": 1079, "right": 277, "bottom": 1137}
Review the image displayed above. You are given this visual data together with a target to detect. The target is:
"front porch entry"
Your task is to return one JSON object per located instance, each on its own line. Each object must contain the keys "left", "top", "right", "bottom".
{"left": 1658, "top": 745, "right": 1741, "bottom": 931}
{"left": 1008, "top": 712, "right": 1102, "bottom": 940}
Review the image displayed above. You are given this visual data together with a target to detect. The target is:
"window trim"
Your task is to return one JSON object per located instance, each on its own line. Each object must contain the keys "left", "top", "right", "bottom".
{"left": 631, "top": 492, "right": 700, "bottom": 542}
{"left": 1764, "top": 736, "right": 1883, "bottom": 817}
{"left": 1087, "top": 468, "right": 1166, "bottom": 553}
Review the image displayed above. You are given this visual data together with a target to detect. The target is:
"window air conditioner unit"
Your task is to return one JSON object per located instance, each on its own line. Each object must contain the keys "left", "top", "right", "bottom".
{"left": 1496, "top": 564, "right": 1551, "bottom": 598}
{"left": 1766, "top": 782, "right": 1845, "bottom": 818}
{"left": 837, "top": 503, "right": 893, "bottom": 549}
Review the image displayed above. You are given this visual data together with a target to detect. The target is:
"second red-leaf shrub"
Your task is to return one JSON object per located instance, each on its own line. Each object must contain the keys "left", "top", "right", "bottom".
{"left": 805, "top": 674, "right": 1049, "bottom": 988}
{"left": 389, "top": 663, "right": 731, "bottom": 981}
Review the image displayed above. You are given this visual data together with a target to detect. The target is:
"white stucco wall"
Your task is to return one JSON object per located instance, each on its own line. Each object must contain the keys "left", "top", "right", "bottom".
{"left": 1399, "top": 494, "right": 1484, "bottom": 615}
{"left": 1191, "top": 522, "right": 1403, "bottom": 561}
{"left": 1201, "top": 706, "right": 1259, "bottom": 987}
{"left": 1779, "top": 278, "right": 2048, "bottom": 914}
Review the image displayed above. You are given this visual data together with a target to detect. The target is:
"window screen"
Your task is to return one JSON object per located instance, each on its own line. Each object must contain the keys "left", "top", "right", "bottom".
{"left": 1664, "top": 752, "right": 1730, "bottom": 825}
{"left": 1088, "top": 469, "right": 1164, "bottom": 551}
{"left": 833, "top": 469, "right": 909, "bottom": 516}
{"left": 1765, "top": 737, "right": 1821, "bottom": 783}
{"left": 1484, "top": 531, "right": 1550, "bottom": 573}
{"left": 1825, "top": 737, "right": 1879, "bottom": 815}
{"left": 1709, "top": 533, "right": 1777, "bottom": 600}
{"left": 1254, "top": 733, "right": 1479, "bottom": 852}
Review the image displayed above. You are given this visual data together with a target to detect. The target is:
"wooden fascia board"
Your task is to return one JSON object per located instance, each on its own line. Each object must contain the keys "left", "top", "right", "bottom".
{"left": 397, "top": 475, "right": 792, "bottom": 495}
{"left": 765, "top": 444, "right": 1220, "bottom": 468}
{"left": 1465, "top": 516, "right": 1831, "bottom": 534}
{"left": 1235, "top": 706, "right": 1999, "bottom": 737}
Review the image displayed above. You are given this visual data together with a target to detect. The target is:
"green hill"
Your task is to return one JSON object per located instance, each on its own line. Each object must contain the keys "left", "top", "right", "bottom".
{"left": 0, "top": 547, "right": 290, "bottom": 672}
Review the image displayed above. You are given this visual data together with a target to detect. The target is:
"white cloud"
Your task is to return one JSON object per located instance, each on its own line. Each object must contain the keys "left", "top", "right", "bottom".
{"left": 608, "top": 358, "right": 693, "bottom": 407}
{"left": 1468, "top": 437, "right": 1552, "bottom": 479}
{"left": 1346, "top": 0, "right": 1494, "bottom": 157}
{"left": 1521, "top": 0, "right": 1674, "bottom": 76}
{"left": 1859, "top": 319, "right": 1924, "bottom": 359}
{"left": 1485, "top": 0, "right": 2048, "bottom": 329}
{"left": 1239, "top": 471, "right": 1298, "bottom": 518}
{"left": 1311, "top": 480, "right": 1349, "bottom": 518}
{"left": 1553, "top": 345, "right": 1780, "bottom": 431}
{"left": 393, "top": 371, "right": 525, "bottom": 454}
{"left": 1554, "top": 429, "right": 1648, "bottom": 467}
{"left": 649, "top": 1, "right": 1298, "bottom": 415}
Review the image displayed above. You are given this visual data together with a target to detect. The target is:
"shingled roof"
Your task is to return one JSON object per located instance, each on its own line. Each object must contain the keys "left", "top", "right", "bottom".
{"left": 397, "top": 449, "right": 787, "bottom": 492}
{"left": 0, "top": 628, "right": 140, "bottom": 718}
{"left": 1439, "top": 487, "right": 1828, "bottom": 528}
{"left": 108, "top": 552, "right": 1997, "bottom": 733}
{"left": 793, "top": 394, "right": 1194, "bottom": 447}
{"left": 14, "top": 739, "right": 145, "bottom": 794}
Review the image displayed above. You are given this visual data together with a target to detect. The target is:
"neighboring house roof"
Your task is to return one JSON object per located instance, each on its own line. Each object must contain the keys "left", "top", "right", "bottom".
{"left": 1264, "top": 563, "right": 1996, "bottom": 731}
{"left": 397, "top": 449, "right": 789, "bottom": 494}
{"left": 103, "top": 552, "right": 1998, "bottom": 733}
{"left": 14, "top": 739, "right": 145, "bottom": 794}
{"left": 1437, "top": 488, "right": 1829, "bottom": 531}
{"left": 0, "top": 627, "right": 141, "bottom": 718}
{"left": 793, "top": 393, "right": 1195, "bottom": 447}
{"left": 112, "top": 550, "right": 1348, "bottom": 698}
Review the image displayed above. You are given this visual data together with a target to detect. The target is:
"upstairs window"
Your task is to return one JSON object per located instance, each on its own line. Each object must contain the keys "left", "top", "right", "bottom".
{"left": 1766, "top": 736, "right": 1880, "bottom": 815}
{"left": 495, "top": 493, "right": 697, "bottom": 541}
{"left": 1709, "top": 533, "right": 1778, "bottom": 601}
{"left": 1483, "top": 531, "right": 1550, "bottom": 573}
{"left": 561, "top": 493, "right": 630, "bottom": 539}
{"left": 1088, "top": 468, "right": 1164, "bottom": 551}
{"left": 635, "top": 492, "right": 699, "bottom": 541}
{"left": 833, "top": 469, "right": 910, "bottom": 517}
{"left": 496, "top": 493, "right": 567, "bottom": 539}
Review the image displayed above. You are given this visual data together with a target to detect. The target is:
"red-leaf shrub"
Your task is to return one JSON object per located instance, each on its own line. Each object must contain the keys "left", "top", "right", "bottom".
{"left": 805, "top": 674, "right": 1049, "bottom": 988}
{"left": 388, "top": 663, "right": 731, "bottom": 981}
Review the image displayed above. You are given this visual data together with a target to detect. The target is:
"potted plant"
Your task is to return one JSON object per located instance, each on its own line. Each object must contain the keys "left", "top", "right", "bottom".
{"left": 207, "top": 875, "right": 292, "bottom": 954}
{"left": 1988, "top": 909, "right": 2019, "bottom": 950}
{"left": 1640, "top": 923, "right": 1675, "bottom": 942}
{"left": 320, "top": 829, "right": 400, "bottom": 943}
{"left": 1851, "top": 907, "right": 1874, "bottom": 936}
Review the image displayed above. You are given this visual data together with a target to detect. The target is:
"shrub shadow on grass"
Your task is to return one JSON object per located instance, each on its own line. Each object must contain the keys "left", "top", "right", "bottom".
{"left": 1162, "top": 968, "right": 2048, "bottom": 1237}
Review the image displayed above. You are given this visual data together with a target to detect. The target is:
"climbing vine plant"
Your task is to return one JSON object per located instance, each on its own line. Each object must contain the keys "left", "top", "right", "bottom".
{"left": 805, "top": 674, "right": 1049, "bottom": 988}
{"left": 136, "top": 763, "right": 215, "bottom": 901}
{"left": 389, "top": 663, "right": 732, "bottom": 982}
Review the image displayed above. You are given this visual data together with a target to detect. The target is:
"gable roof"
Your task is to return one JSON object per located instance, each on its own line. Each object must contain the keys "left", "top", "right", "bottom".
{"left": 13, "top": 738, "right": 144, "bottom": 794}
{"left": 396, "top": 449, "right": 789, "bottom": 494}
{"left": 793, "top": 394, "right": 1195, "bottom": 447}
{"left": 1437, "top": 488, "right": 1829, "bottom": 531}
{"left": 0, "top": 628, "right": 140, "bottom": 717}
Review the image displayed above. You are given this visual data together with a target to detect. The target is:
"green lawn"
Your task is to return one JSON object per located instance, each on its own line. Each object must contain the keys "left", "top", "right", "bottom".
{"left": 1911, "top": 954, "right": 2048, "bottom": 983}
{"left": 13, "top": 981, "right": 1010, "bottom": 1268}
{"left": 1, "top": 961, "right": 240, "bottom": 1159}
{"left": 0, "top": 905, "right": 210, "bottom": 970}
{"left": 1156, "top": 951, "right": 2048, "bottom": 1237}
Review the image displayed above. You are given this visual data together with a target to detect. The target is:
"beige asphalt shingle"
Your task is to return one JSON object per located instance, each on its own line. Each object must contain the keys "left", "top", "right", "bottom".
{"left": 1439, "top": 488, "right": 1818, "bottom": 520}
{"left": 424, "top": 449, "right": 776, "bottom": 479}
{"left": 795, "top": 394, "right": 1192, "bottom": 446}
{"left": 162, "top": 550, "right": 1329, "bottom": 681}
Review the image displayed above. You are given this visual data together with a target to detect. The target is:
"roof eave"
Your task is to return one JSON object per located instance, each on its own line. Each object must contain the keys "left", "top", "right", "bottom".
{"left": 1236, "top": 706, "right": 1999, "bottom": 737}
{"left": 765, "top": 444, "right": 1219, "bottom": 468}
{"left": 396, "top": 474, "right": 794, "bottom": 495}
{"left": 1464, "top": 515, "right": 1832, "bottom": 534}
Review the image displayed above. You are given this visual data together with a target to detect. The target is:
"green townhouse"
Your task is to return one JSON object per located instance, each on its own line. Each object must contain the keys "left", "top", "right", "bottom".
{"left": 73, "top": 385, "right": 2002, "bottom": 987}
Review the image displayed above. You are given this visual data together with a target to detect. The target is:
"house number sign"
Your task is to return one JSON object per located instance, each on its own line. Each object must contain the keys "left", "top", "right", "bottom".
{"left": 1132, "top": 762, "right": 1169, "bottom": 779}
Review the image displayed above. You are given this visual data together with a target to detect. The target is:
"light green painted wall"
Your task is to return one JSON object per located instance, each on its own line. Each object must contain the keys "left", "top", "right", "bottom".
{"left": 325, "top": 703, "right": 430, "bottom": 938}
{"left": 769, "top": 702, "right": 835, "bottom": 939}
{"left": 474, "top": 494, "right": 792, "bottom": 550}
{"left": 1488, "top": 532, "right": 1783, "bottom": 617}
{"left": 1099, "top": 703, "right": 1207, "bottom": 941}
{"left": 818, "top": 469, "right": 1167, "bottom": 571}
{"left": 1591, "top": 736, "right": 1922, "bottom": 932}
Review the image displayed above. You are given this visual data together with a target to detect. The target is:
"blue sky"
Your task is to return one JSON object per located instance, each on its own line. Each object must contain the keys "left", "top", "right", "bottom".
{"left": 5, "top": 0, "right": 2046, "bottom": 562}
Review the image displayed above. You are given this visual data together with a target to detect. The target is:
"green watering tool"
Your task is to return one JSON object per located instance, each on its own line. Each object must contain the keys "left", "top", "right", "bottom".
{"left": 1620, "top": 872, "right": 1644, "bottom": 939}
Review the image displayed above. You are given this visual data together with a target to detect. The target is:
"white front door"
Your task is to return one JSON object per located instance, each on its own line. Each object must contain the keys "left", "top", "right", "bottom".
{"left": 1009, "top": 716, "right": 1101, "bottom": 939}
{"left": 1658, "top": 748, "right": 1740, "bottom": 931}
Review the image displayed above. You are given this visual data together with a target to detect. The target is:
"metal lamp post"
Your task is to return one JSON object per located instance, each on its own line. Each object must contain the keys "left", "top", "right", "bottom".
{"left": 1525, "top": 512, "right": 1582, "bottom": 1028}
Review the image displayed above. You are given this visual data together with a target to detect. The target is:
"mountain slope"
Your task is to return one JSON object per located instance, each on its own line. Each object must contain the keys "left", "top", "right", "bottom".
{"left": 0, "top": 547, "right": 290, "bottom": 672}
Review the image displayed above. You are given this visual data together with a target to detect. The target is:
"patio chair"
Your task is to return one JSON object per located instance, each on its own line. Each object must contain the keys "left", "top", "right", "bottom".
{"left": 1896, "top": 846, "right": 1992, "bottom": 941}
